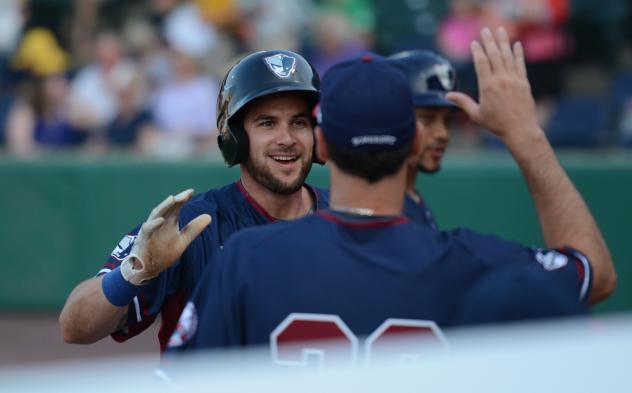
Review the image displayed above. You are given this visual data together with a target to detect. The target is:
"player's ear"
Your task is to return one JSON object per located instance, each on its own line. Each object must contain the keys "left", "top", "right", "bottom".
{"left": 408, "top": 121, "right": 424, "bottom": 162}
{"left": 315, "top": 126, "right": 329, "bottom": 163}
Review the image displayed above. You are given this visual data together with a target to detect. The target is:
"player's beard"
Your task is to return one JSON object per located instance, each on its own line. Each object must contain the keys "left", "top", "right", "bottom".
{"left": 417, "top": 160, "right": 440, "bottom": 174}
{"left": 244, "top": 153, "right": 312, "bottom": 195}
{"left": 417, "top": 143, "right": 446, "bottom": 174}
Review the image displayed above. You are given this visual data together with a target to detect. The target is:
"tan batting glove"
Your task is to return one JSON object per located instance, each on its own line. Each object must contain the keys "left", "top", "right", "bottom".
{"left": 446, "top": 27, "right": 541, "bottom": 145}
{"left": 120, "top": 189, "right": 212, "bottom": 285}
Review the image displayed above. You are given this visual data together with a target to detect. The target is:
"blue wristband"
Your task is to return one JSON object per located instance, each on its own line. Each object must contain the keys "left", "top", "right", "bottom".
{"left": 101, "top": 266, "right": 144, "bottom": 307}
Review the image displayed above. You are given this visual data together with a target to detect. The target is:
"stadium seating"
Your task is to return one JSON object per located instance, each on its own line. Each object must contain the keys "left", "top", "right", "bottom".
{"left": 610, "top": 71, "right": 632, "bottom": 147}
{"left": 545, "top": 95, "right": 611, "bottom": 148}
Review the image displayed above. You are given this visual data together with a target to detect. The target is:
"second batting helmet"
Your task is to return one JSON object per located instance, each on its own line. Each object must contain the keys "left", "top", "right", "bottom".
{"left": 216, "top": 50, "right": 321, "bottom": 167}
{"left": 387, "top": 50, "right": 457, "bottom": 108}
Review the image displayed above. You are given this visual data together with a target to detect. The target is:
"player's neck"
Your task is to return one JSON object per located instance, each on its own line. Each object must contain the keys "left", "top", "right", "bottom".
{"left": 406, "top": 163, "right": 419, "bottom": 198}
{"left": 239, "top": 173, "right": 313, "bottom": 221}
{"left": 328, "top": 163, "right": 406, "bottom": 216}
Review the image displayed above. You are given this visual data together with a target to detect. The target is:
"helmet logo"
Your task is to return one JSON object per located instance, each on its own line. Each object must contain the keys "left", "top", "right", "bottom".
{"left": 434, "top": 63, "right": 455, "bottom": 91}
{"left": 264, "top": 54, "right": 297, "bottom": 79}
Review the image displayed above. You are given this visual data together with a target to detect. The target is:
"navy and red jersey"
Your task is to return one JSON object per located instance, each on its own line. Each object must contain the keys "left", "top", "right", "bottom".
{"left": 168, "top": 209, "right": 591, "bottom": 351}
{"left": 98, "top": 181, "right": 329, "bottom": 351}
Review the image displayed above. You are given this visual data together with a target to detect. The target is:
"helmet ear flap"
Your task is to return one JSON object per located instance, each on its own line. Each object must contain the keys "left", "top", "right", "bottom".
{"left": 218, "top": 119, "right": 249, "bottom": 167}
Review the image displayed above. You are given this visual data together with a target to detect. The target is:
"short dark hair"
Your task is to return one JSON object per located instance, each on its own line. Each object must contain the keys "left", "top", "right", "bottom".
{"left": 325, "top": 139, "right": 412, "bottom": 183}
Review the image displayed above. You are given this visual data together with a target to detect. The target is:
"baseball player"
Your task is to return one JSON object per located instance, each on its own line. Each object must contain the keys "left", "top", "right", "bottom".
{"left": 168, "top": 29, "right": 613, "bottom": 352}
{"left": 387, "top": 50, "right": 459, "bottom": 230}
{"left": 59, "top": 50, "right": 329, "bottom": 351}
{"left": 389, "top": 46, "right": 615, "bottom": 304}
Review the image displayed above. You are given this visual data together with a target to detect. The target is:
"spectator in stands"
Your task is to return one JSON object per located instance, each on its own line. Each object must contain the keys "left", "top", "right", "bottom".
{"left": 144, "top": 48, "right": 219, "bottom": 157}
{"left": 67, "top": 31, "right": 136, "bottom": 136}
{"left": 105, "top": 64, "right": 157, "bottom": 152}
{"left": 6, "top": 28, "right": 83, "bottom": 156}
{"left": 306, "top": 10, "right": 369, "bottom": 76}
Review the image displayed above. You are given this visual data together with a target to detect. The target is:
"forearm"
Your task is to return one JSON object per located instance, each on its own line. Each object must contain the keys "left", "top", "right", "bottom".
{"left": 505, "top": 129, "right": 616, "bottom": 304}
{"left": 59, "top": 276, "right": 128, "bottom": 344}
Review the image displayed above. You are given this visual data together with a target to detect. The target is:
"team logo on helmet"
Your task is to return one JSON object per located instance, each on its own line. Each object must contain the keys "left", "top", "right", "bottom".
{"left": 434, "top": 63, "right": 455, "bottom": 91}
{"left": 264, "top": 53, "right": 297, "bottom": 79}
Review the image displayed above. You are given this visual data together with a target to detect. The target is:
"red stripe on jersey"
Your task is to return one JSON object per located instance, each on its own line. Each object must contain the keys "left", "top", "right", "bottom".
{"left": 236, "top": 180, "right": 323, "bottom": 220}
{"left": 236, "top": 180, "right": 276, "bottom": 222}
{"left": 318, "top": 210, "right": 409, "bottom": 228}
{"left": 558, "top": 247, "right": 587, "bottom": 283}
{"left": 575, "top": 260, "right": 586, "bottom": 283}
{"left": 103, "top": 261, "right": 117, "bottom": 270}
{"left": 158, "top": 289, "right": 187, "bottom": 352}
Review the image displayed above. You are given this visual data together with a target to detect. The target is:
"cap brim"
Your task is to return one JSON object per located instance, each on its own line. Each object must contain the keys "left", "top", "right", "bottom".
{"left": 413, "top": 96, "right": 459, "bottom": 109}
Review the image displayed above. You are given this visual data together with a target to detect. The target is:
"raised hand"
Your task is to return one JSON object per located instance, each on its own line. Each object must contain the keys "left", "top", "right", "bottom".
{"left": 447, "top": 27, "right": 540, "bottom": 144}
{"left": 121, "top": 189, "right": 212, "bottom": 285}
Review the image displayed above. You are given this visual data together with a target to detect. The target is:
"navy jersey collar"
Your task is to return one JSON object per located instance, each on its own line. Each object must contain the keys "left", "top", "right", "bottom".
{"left": 235, "top": 180, "right": 322, "bottom": 222}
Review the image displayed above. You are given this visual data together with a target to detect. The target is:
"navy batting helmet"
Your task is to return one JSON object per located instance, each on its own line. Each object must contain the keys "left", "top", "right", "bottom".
{"left": 387, "top": 50, "right": 457, "bottom": 108}
{"left": 216, "top": 50, "right": 320, "bottom": 167}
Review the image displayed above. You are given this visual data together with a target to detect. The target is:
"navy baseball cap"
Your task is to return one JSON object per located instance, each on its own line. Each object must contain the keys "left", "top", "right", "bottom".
{"left": 319, "top": 53, "right": 416, "bottom": 152}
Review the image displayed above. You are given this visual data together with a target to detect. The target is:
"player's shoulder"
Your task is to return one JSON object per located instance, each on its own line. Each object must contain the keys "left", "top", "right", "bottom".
{"left": 180, "top": 182, "right": 244, "bottom": 219}
{"left": 441, "top": 227, "right": 533, "bottom": 265}
{"left": 225, "top": 213, "right": 322, "bottom": 251}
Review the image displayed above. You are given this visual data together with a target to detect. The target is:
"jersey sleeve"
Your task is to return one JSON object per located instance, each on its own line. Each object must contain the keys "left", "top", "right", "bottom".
{"left": 98, "top": 225, "right": 142, "bottom": 276}
{"left": 450, "top": 228, "right": 593, "bottom": 303}
{"left": 98, "top": 225, "right": 181, "bottom": 344}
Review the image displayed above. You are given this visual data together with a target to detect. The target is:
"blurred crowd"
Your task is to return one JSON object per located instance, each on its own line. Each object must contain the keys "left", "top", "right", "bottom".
{"left": 0, "top": 0, "right": 631, "bottom": 159}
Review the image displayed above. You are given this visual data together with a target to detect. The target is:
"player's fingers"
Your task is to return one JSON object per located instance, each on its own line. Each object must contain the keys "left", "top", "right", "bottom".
{"left": 471, "top": 41, "right": 491, "bottom": 82}
{"left": 480, "top": 27, "right": 504, "bottom": 73}
{"left": 173, "top": 189, "right": 194, "bottom": 204}
{"left": 496, "top": 27, "right": 515, "bottom": 71}
{"left": 163, "top": 189, "right": 195, "bottom": 223}
{"left": 148, "top": 194, "right": 175, "bottom": 220}
{"left": 180, "top": 214, "right": 212, "bottom": 246}
{"left": 513, "top": 41, "right": 527, "bottom": 78}
{"left": 446, "top": 92, "right": 480, "bottom": 123}
{"left": 141, "top": 217, "right": 165, "bottom": 235}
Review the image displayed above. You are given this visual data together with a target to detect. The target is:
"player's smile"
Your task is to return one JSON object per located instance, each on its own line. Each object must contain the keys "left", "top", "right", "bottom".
{"left": 266, "top": 149, "right": 305, "bottom": 179}
{"left": 269, "top": 152, "right": 300, "bottom": 166}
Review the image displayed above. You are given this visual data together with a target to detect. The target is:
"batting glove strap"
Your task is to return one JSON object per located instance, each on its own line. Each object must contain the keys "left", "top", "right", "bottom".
{"left": 120, "top": 253, "right": 156, "bottom": 286}
{"left": 102, "top": 266, "right": 144, "bottom": 307}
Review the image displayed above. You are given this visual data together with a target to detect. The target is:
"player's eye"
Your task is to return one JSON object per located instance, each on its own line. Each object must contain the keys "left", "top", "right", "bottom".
{"left": 444, "top": 115, "right": 455, "bottom": 128}
{"left": 258, "top": 120, "right": 275, "bottom": 128}
{"left": 419, "top": 115, "right": 433, "bottom": 125}
{"left": 292, "top": 118, "right": 309, "bottom": 128}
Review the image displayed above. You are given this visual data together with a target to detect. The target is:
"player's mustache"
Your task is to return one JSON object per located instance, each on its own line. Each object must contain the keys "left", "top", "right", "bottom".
{"left": 268, "top": 148, "right": 302, "bottom": 156}
{"left": 424, "top": 141, "right": 448, "bottom": 151}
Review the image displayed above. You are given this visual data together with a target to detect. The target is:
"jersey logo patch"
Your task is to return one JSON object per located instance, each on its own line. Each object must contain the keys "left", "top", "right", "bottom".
{"left": 168, "top": 301, "right": 198, "bottom": 348}
{"left": 111, "top": 235, "right": 136, "bottom": 261}
{"left": 264, "top": 54, "right": 297, "bottom": 79}
{"left": 535, "top": 249, "right": 569, "bottom": 271}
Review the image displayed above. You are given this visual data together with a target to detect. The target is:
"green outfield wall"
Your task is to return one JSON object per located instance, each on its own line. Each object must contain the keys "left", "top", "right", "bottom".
{"left": 0, "top": 153, "right": 630, "bottom": 314}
